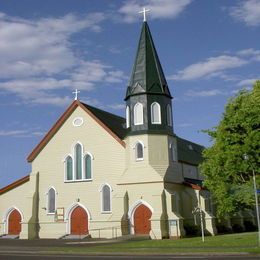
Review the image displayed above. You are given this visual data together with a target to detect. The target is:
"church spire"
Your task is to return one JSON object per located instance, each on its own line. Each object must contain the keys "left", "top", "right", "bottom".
{"left": 125, "top": 19, "right": 174, "bottom": 137}
{"left": 125, "top": 21, "right": 172, "bottom": 101}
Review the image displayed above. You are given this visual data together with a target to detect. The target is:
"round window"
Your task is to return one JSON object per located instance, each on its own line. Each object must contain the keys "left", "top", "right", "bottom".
{"left": 73, "top": 117, "right": 83, "bottom": 127}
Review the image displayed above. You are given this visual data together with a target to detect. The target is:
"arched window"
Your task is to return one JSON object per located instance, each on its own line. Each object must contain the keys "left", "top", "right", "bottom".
{"left": 151, "top": 102, "right": 161, "bottom": 124}
{"left": 133, "top": 103, "right": 143, "bottom": 125}
{"left": 135, "top": 142, "right": 144, "bottom": 161}
{"left": 170, "top": 143, "right": 177, "bottom": 162}
{"left": 84, "top": 154, "right": 92, "bottom": 180}
{"left": 47, "top": 187, "right": 56, "bottom": 214}
{"left": 166, "top": 104, "right": 172, "bottom": 126}
{"left": 65, "top": 156, "right": 73, "bottom": 181}
{"left": 126, "top": 106, "right": 130, "bottom": 128}
{"left": 101, "top": 184, "right": 111, "bottom": 212}
{"left": 75, "top": 143, "right": 82, "bottom": 180}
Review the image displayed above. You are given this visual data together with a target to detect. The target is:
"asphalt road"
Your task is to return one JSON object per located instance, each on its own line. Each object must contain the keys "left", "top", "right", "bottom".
{"left": 0, "top": 253, "right": 259, "bottom": 260}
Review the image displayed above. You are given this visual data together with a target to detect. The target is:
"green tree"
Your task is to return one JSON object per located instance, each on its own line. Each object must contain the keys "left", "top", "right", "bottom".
{"left": 200, "top": 81, "right": 260, "bottom": 218}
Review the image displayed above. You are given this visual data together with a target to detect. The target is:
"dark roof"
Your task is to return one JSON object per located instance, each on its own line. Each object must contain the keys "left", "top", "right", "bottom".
{"left": 125, "top": 22, "right": 172, "bottom": 100}
{"left": 177, "top": 137, "right": 204, "bottom": 165}
{"left": 81, "top": 104, "right": 204, "bottom": 166}
{"left": 27, "top": 100, "right": 203, "bottom": 166}
{"left": 81, "top": 103, "right": 126, "bottom": 139}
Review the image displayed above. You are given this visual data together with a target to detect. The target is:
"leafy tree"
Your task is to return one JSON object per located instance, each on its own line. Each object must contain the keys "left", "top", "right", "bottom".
{"left": 200, "top": 81, "right": 260, "bottom": 218}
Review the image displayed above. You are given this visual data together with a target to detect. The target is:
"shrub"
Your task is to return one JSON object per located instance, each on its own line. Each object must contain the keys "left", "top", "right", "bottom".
{"left": 232, "top": 224, "right": 244, "bottom": 233}
{"left": 244, "top": 221, "right": 257, "bottom": 232}
{"left": 184, "top": 223, "right": 199, "bottom": 236}
{"left": 216, "top": 224, "right": 233, "bottom": 234}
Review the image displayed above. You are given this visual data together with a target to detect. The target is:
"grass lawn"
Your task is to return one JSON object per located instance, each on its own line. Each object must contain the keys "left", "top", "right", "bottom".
{"left": 51, "top": 232, "right": 260, "bottom": 254}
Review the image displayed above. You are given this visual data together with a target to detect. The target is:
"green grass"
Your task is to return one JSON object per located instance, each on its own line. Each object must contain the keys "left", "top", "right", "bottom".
{"left": 49, "top": 232, "right": 260, "bottom": 254}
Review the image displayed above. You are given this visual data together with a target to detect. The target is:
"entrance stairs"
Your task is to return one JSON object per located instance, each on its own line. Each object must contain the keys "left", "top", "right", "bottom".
{"left": 0, "top": 234, "right": 19, "bottom": 239}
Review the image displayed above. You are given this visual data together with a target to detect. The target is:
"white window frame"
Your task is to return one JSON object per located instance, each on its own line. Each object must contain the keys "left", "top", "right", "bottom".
{"left": 83, "top": 152, "right": 93, "bottom": 181}
{"left": 133, "top": 103, "right": 144, "bottom": 125}
{"left": 46, "top": 187, "right": 57, "bottom": 215}
{"left": 99, "top": 183, "right": 113, "bottom": 213}
{"left": 74, "top": 142, "right": 84, "bottom": 181}
{"left": 64, "top": 155, "right": 73, "bottom": 181}
{"left": 151, "top": 102, "right": 161, "bottom": 124}
{"left": 134, "top": 141, "right": 144, "bottom": 161}
{"left": 126, "top": 106, "right": 130, "bottom": 128}
{"left": 63, "top": 142, "right": 94, "bottom": 183}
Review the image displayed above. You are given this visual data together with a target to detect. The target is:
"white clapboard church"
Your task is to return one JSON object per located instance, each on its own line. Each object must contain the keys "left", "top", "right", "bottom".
{"left": 1, "top": 13, "right": 241, "bottom": 240}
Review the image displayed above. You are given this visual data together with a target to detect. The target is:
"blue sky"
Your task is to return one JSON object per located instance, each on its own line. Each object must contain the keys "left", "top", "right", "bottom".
{"left": 0, "top": 0, "right": 260, "bottom": 188}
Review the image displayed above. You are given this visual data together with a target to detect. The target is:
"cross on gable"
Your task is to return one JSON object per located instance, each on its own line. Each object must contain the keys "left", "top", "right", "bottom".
{"left": 139, "top": 7, "right": 150, "bottom": 22}
{"left": 73, "top": 89, "right": 80, "bottom": 100}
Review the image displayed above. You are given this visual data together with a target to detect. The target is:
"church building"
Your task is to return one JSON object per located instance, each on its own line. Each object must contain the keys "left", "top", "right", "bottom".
{"left": 0, "top": 17, "right": 224, "bottom": 239}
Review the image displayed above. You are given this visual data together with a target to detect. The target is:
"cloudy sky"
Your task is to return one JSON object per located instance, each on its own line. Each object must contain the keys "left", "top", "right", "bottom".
{"left": 0, "top": 0, "right": 260, "bottom": 188}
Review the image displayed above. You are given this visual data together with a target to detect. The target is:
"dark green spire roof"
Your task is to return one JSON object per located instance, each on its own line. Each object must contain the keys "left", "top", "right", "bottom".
{"left": 125, "top": 22, "right": 172, "bottom": 100}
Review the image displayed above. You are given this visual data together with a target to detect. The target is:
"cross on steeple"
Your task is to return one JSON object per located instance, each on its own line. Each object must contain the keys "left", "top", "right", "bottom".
{"left": 139, "top": 7, "right": 150, "bottom": 22}
{"left": 73, "top": 89, "right": 80, "bottom": 100}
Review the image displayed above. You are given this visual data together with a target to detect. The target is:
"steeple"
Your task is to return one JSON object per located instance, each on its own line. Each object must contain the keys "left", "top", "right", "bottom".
{"left": 125, "top": 21, "right": 172, "bottom": 101}
{"left": 125, "top": 21, "right": 174, "bottom": 137}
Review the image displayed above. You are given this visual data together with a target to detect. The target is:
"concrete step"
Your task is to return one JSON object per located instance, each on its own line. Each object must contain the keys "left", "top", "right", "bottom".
{"left": 60, "top": 234, "right": 90, "bottom": 240}
{"left": 0, "top": 234, "right": 19, "bottom": 239}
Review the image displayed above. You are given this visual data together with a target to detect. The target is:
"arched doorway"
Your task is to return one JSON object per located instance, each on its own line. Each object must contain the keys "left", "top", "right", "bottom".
{"left": 70, "top": 206, "right": 88, "bottom": 235}
{"left": 134, "top": 204, "right": 152, "bottom": 235}
{"left": 8, "top": 209, "right": 22, "bottom": 235}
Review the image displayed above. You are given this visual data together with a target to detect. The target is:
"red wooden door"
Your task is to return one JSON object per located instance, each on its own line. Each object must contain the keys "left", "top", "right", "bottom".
{"left": 134, "top": 204, "right": 152, "bottom": 235}
{"left": 8, "top": 209, "right": 21, "bottom": 235}
{"left": 70, "top": 206, "right": 88, "bottom": 235}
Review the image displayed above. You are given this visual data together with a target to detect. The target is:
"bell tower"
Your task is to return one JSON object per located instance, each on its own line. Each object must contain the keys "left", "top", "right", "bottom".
{"left": 125, "top": 21, "right": 174, "bottom": 137}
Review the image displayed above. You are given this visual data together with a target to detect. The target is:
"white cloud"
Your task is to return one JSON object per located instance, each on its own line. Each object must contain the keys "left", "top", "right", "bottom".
{"left": 0, "top": 13, "right": 105, "bottom": 79}
{"left": 107, "top": 103, "right": 125, "bottom": 110}
{"left": 230, "top": 0, "right": 260, "bottom": 26}
{"left": 0, "top": 12, "right": 126, "bottom": 106}
{"left": 237, "top": 48, "right": 260, "bottom": 61}
{"left": 0, "top": 129, "right": 45, "bottom": 137}
{"left": 237, "top": 78, "right": 259, "bottom": 87}
{"left": 171, "top": 55, "right": 247, "bottom": 81}
{"left": 118, "top": 0, "right": 192, "bottom": 23}
{"left": 185, "top": 89, "right": 224, "bottom": 97}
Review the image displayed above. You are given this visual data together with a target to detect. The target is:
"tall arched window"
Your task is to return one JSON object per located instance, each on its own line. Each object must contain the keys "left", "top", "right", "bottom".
{"left": 84, "top": 154, "right": 92, "bottom": 180}
{"left": 75, "top": 143, "right": 82, "bottom": 180}
{"left": 47, "top": 187, "right": 56, "bottom": 214}
{"left": 135, "top": 142, "right": 144, "bottom": 161}
{"left": 65, "top": 156, "right": 73, "bottom": 181}
{"left": 151, "top": 102, "right": 161, "bottom": 124}
{"left": 101, "top": 184, "right": 111, "bottom": 212}
{"left": 126, "top": 106, "right": 130, "bottom": 128}
{"left": 133, "top": 103, "right": 143, "bottom": 125}
{"left": 166, "top": 104, "right": 172, "bottom": 126}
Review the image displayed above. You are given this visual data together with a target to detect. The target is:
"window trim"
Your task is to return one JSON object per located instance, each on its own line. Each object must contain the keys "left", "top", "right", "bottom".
{"left": 63, "top": 142, "right": 94, "bottom": 183}
{"left": 99, "top": 183, "right": 112, "bottom": 213}
{"left": 46, "top": 187, "right": 57, "bottom": 215}
{"left": 65, "top": 155, "right": 73, "bottom": 181}
{"left": 134, "top": 141, "right": 144, "bottom": 161}
{"left": 133, "top": 103, "right": 144, "bottom": 125}
{"left": 83, "top": 152, "right": 93, "bottom": 180}
{"left": 126, "top": 106, "right": 130, "bottom": 128}
{"left": 74, "top": 142, "right": 84, "bottom": 180}
{"left": 151, "top": 102, "right": 161, "bottom": 124}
